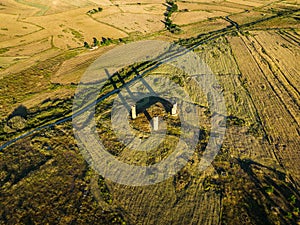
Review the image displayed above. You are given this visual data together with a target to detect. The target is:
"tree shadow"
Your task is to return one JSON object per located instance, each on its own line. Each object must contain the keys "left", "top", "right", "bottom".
{"left": 8, "top": 105, "right": 28, "bottom": 120}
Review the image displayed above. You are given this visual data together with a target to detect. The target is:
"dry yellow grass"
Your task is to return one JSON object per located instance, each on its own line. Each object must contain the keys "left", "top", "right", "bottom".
{"left": 0, "top": 29, "right": 50, "bottom": 49}
{"left": 218, "top": 1, "right": 254, "bottom": 10}
{"left": 52, "top": 45, "right": 116, "bottom": 84}
{"left": 89, "top": 4, "right": 121, "bottom": 17}
{"left": 177, "top": 0, "right": 223, "bottom": 3}
{"left": 0, "top": 56, "right": 29, "bottom": 70}
{"left": 228, "top": 34, "right": 300, "bottom": 182}
{"left": 112, "top": 0, "right": 164, "bottom": 4}
{"left": 0, "top": 48, "right": 62, "bottom": 78}
{"left": 228, "top": 10, "right": 274, "bottom": 25}
{"left": 258, "top": 1, "right": 300, "bottom": 13}
{"left": 24, "top": 8, "right": 127, "bottom": 49}
{"left": 0, "top": 0, "right": 39, "bottom": 17}
{"left": 252, "top": 31, "right": 300, "bottom": 89}
{"left": 43, "top": 0, "right": 94, "bottom": 15}
{"left": 0, "top": 14, "right": 41, "bottom": 42}
{"left": 226, "top": 0, "right": 264, "bottom": 7}
{"left": 10, "top": 0, "right": 100, "bottom": 16}
{"left": 1, "top": 37, "right": 52, "bottom": 57}
{"left": 95, "top": 12, "right": 165, "bottom": 34}
{"left": 251, "top": 16, "right": 300, "bottom": 29}
{"left": 178, "top": 18, "right": 231, "bottom": 38}
{"left": 1, "top": 0, "right": 247, "bottom": 78}
{"left": 21, "top": 88, "right": 75, "bottom": 109}
{"left": 118, "top": 3, "right": 165, "bottom": 14}
{"left": 176, "top": 2, "right": 244, "bottom": 13}
{"left": 172, "top": 11, "right": 227, "bottom": 25}
{"left": 250, "top": 30, "right": 300, "bottom": 123}
{"left": 88, "top": 0, "right": 112, "bottom": 5}
{"left": 195, "top": 37, "right": 240, "bottom": 76}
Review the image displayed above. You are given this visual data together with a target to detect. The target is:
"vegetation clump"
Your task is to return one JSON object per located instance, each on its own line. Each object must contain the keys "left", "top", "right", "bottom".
{"left": 164, "top": 0, "right": 181, "bottom": 34}
{"left": 83, "top": 37, "right": 115, "bottom": 49}
{"left": 87, "top": 7, "right": 103, "bottom": 15}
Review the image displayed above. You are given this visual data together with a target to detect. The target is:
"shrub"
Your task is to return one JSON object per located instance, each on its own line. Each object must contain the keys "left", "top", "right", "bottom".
{"left": 265, "top": 185, "right": 274, "bottom": 194}
{"left": 84, "top": 41, "right": 90, "bottom": 48}
{"left": 93, "top": 37, "right": 99, "bottom": 47}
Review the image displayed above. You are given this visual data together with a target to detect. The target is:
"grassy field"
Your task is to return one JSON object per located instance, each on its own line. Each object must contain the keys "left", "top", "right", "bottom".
{"left": 0, "top": 0, "right": 299, "bottom": 224}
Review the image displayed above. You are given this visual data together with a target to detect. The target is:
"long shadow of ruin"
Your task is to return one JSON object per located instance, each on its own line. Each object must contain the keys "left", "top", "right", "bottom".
{"left": 135, "top": 96, "right": 173, "bottom": 116}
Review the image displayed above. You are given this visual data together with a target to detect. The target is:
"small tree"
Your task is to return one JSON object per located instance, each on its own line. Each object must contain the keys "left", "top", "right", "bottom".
{"left": 93, "top": 37, "right": 99, "bottom": 47}
{"left": 101, "top": 37, "right": 109, "bottom": 45}
{"left": 84, "top": 41, "right": 90, "bottom": 48}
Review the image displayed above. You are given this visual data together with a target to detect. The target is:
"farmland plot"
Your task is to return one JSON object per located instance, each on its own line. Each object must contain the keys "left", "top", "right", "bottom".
{"left": 0, "top": 14, "right": 41, "bottom": 42}
{"left": 0, "top": 0, "right": 40, "bottom": 16}
{"left": 179, "top": 19, "right": 231, "bottom": 38}
{"left": 94, "top": 12, "right": 165, "bottom": 34}
{"left": 172, "top": 11, "right": 228, "bottom": 25}
{"left": 0, "top": 37, "right": 53, "bottom": 58}
{"left": 118, "top": 3, "right": 165, "bottom": 14}
{"left": 228, "top": 35, "right": 300, "bottom": 186}
{"left": 24, "top": 8, "right": 127, "bottom": 49}
{"left": 228, "top": 10, "right": 275, "bottom": 25}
